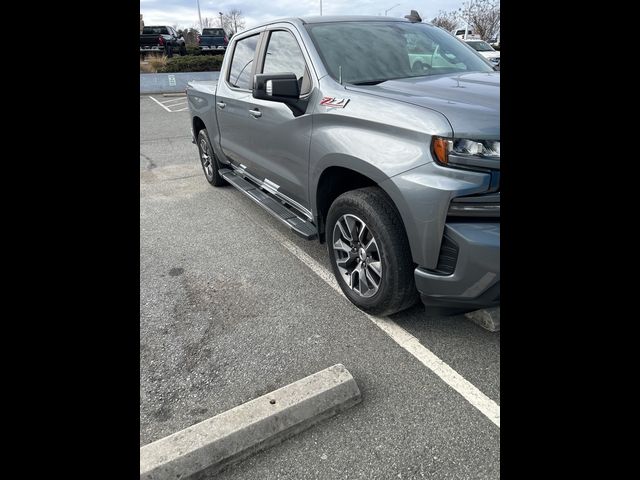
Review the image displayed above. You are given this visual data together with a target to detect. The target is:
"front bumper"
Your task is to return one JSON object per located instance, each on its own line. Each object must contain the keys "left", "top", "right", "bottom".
{"left": 415, "top": 222, "right": 500, "bottom": 309}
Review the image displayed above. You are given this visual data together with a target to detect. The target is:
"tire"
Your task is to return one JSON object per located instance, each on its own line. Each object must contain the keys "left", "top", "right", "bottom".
{"left": 412, "top": 61, "right": 424, "bottom": 73}
{"left": 179, "top": 44, "right": 187, "bottom": 56}
{"left": 326, "top": 187, "right": 418, "bottom": 316}
{"left": 196, "top": 129, "right": 227, "bottom": 186}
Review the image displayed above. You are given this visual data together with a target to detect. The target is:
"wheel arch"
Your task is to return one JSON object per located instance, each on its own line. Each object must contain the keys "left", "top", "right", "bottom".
{"left": 313, "top": 157, "right": 412, "bottom": 251}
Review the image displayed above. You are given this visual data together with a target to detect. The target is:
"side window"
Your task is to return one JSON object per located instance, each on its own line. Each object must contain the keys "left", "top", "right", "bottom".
{"left": 262, "top": 30, "right": 311, "bottom": 95}
{"left": 228, "top": 34, "right": 260, "bottom": 90}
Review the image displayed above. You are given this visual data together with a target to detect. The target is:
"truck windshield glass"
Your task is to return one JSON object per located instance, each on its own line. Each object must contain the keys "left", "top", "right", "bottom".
{"left": 306, "top": 21, "right": 493, "bottom": 85}
{"left": 143, "top": 26, "right": 169, "bottom": 35}
{"left": 467, "top": 41, "right": 494, "bottom": 52}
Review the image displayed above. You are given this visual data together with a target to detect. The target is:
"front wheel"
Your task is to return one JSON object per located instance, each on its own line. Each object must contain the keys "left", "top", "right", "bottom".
{"left": 326, "top": 187, "right": 418, "bottom": 316}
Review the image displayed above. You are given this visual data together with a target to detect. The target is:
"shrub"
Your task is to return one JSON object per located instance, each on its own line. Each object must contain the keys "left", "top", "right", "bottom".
{"left": 186, "top": 45, "right": 202, "bottom": 56}
{"left": 140, "top": 54, "right": 168, "bottom": 73}
{"left": 158, "top": 55, "right": 223, "bottom": 73}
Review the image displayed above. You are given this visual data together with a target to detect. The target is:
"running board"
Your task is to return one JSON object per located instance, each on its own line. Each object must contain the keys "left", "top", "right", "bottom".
{"left": 219, "top": 169, "right": 317, "bottom": 240}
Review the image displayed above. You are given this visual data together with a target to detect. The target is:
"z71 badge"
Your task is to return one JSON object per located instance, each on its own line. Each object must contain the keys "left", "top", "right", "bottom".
{"left": 319, "top": 97, "right": 350, "bottom": 108}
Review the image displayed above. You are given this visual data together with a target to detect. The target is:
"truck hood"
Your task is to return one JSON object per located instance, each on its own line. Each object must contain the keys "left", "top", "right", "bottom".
{"left": 345, "top": 72, "right": 500, "bottom": 139}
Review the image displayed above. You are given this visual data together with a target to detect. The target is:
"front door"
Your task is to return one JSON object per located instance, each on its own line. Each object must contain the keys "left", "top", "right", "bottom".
{"left": 243, "top": 28, "right": 315, "bottom": 213}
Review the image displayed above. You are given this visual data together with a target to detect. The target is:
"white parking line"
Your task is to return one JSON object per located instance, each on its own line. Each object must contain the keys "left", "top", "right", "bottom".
{"left": 149, "top": 96, "right": 172, "bottom": 112}
{"left": 162, "top": 99, "right": 188, "bottom": 107}
{"left": 225, "top": 193, "right": 500, "bottom": 428}
{"left": 149, "top": 96, "right": 189, "bottom": 113}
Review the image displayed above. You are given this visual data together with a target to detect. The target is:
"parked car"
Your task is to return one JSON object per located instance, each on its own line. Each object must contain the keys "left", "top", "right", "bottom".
{"left": 186, "top": 16, "right": 500, "bottom": 315}
{"left": 140, "top": 26, "right": 186, "bottom": 56}
{"left": 464, "top": 39, "right": 500, "bottom": 66}
{"left": 197, "top": 28, "right": 231, "bottom": 54}
{"left": 453, "top": 28, "right": 480, "bottom": 39}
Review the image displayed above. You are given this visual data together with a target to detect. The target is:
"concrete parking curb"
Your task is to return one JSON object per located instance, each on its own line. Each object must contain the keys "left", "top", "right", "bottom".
{"left": 140, "top": 364, "right": 361, "bottom": 480}
{"left": 466, "top": 307, "right": 501, "bottom": 332}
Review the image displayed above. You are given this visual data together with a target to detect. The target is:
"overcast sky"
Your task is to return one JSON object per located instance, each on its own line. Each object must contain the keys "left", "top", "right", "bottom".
{"left": 140, "top": 0, "right": 466, "bottom": 31}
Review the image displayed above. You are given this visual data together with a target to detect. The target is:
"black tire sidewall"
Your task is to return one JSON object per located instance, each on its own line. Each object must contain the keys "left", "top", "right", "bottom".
{"left": 326, "top": 189, "right": 415, "bottom": 315}
{"left": 196, "top": 129, "right": 226, "bottom": 186}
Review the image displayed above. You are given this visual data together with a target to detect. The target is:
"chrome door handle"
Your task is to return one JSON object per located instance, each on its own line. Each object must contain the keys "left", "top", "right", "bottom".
{"left": 216, "top": 101, "right": 226, "bottom": 109}
{"left": 249, "top": 109, "right": 262, "bottom": 118}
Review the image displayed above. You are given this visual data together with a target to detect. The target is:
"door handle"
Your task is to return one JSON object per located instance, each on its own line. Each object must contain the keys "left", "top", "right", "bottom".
{"left": 216, "top": 101, "right": 226, "bottom": 109}
{"left": 249, "top": 108, "right": 262, "bottom": 118}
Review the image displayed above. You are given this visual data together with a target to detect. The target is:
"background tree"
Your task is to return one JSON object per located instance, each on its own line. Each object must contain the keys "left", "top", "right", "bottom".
{"left": 460, "top": 0, "right": 500, "bottom": 40}
{"left": 430, "top": 10, "right": 459, "bottom": 31}
{"left": 200, "top": 17, "right": 219, "bottom": 29}
{"left": 181, "top": 27, "right": 200, "bottom": 45}
{"left": 223, "top": 9, "right": 246, "bottom": 34}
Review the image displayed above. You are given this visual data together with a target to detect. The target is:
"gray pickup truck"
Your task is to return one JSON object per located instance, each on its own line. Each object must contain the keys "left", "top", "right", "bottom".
{"left": 186, "top": 16, "right": 500, "bottom": 316}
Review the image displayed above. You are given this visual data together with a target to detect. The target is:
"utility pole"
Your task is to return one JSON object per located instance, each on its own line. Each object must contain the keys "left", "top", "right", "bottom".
{"left": 464, "top": 0, "right": 474, "bottom": 39}
{"left": 320, "top": 0, "right": 323, "bottom": 16}
{"left": 196, "top": 0, "right": 203, "bottom": 32}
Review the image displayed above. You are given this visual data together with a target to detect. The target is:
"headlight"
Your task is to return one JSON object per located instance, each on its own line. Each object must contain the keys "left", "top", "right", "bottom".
{"left": 432, "top": 137, "right": 500, "bottom": 170}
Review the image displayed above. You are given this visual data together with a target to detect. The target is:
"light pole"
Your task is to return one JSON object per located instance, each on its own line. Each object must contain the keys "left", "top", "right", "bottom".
{"left": 385, "top": 3, "right": 401, "bottom": 16}
{"left": 320, "top": 0, "right": 322, "bottom": 16}
{"left": 464, "top": 0, "right": 474, "bottom": 39}
{"left": 196, "top": 0, "right": 203, "bottom": 32}
{"left": 219, "top": 11, "right": 224, "bottom": 28}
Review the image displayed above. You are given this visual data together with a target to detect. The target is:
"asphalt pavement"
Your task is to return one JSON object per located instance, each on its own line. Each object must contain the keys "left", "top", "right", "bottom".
{"left": 140, "top": 95, "right": 500, "bottom": 479}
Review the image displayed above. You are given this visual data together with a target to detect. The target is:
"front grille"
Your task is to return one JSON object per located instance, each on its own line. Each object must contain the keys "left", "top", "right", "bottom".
{"left": 433, "top": 236, "right": 459, "bottom": 275}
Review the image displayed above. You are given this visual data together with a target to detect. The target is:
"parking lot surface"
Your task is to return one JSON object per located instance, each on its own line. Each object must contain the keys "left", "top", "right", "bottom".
{"left": 140, "top": 95, "right": 500, "bottom": 479}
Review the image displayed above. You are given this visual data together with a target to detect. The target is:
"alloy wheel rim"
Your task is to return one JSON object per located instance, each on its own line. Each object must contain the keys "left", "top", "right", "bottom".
{"left": 200, "top": 138, "right": 214, "bottom": 179}
{"left": 332, "top": 214, "right": 382, "bottom": 298}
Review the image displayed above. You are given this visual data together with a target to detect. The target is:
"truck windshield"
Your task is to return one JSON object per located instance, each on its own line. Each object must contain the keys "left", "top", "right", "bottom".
{"left": 143, "top": 26, "right": 169, "bottom": 35}
{"left": 466, "top": 41, "right": 494, "bottom": 52}
{"left": 203, "top": 29, "right": 225, "bottom": 36}
{"left": 305, "top": 21, "right": 493, "bottom": 85}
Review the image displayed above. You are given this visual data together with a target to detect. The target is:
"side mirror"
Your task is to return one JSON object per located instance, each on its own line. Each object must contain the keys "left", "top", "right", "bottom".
{"left": 253, "top": 73, "right": 299, "bottom": 103}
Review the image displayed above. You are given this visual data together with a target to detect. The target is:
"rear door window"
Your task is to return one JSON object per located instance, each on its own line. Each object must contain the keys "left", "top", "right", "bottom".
{"left": 228, "top": 34, "right": 260, "bottom": 90}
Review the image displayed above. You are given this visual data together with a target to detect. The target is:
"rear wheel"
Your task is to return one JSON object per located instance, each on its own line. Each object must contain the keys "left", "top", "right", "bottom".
{"left": 179, "top": 44, "right": 187, "bottom": 56}
{"left": 197, "top": 129, "right": 227, "bottom": 186}
{"left": 326, "top": 187, "right": 418, "bottom": 316}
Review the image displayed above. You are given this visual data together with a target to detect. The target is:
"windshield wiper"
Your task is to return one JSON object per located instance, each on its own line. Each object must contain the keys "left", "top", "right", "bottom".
{"left": 351, "top": 79, "right": 388, "bottom": 85}
{"left": 351, "top": 75, "right": 416, "bottom": 86}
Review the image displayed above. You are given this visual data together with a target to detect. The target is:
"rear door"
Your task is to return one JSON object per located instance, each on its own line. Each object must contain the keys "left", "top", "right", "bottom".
{"left": 215, "top": 32, "right": 263, "bottom": 171}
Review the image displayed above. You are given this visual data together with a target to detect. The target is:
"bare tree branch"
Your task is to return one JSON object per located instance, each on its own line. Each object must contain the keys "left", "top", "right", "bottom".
{"left": 430, "top": 10, "right": 459, "bottom": 32}
{"left": 223, "top": 9, "right": 246, "bottom": 34}
{"left": 460, "top": 0, "right": 500, "bottom": 40}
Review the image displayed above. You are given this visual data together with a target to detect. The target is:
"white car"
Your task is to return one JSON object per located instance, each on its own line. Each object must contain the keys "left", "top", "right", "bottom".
{"left": 464, "top": 39, "right": 500, "bottom": 66}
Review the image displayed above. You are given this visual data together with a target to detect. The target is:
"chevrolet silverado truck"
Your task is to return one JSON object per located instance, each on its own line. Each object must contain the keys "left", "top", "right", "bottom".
{"left": 186, "top": 16, "right": 500, "bottom": 316}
